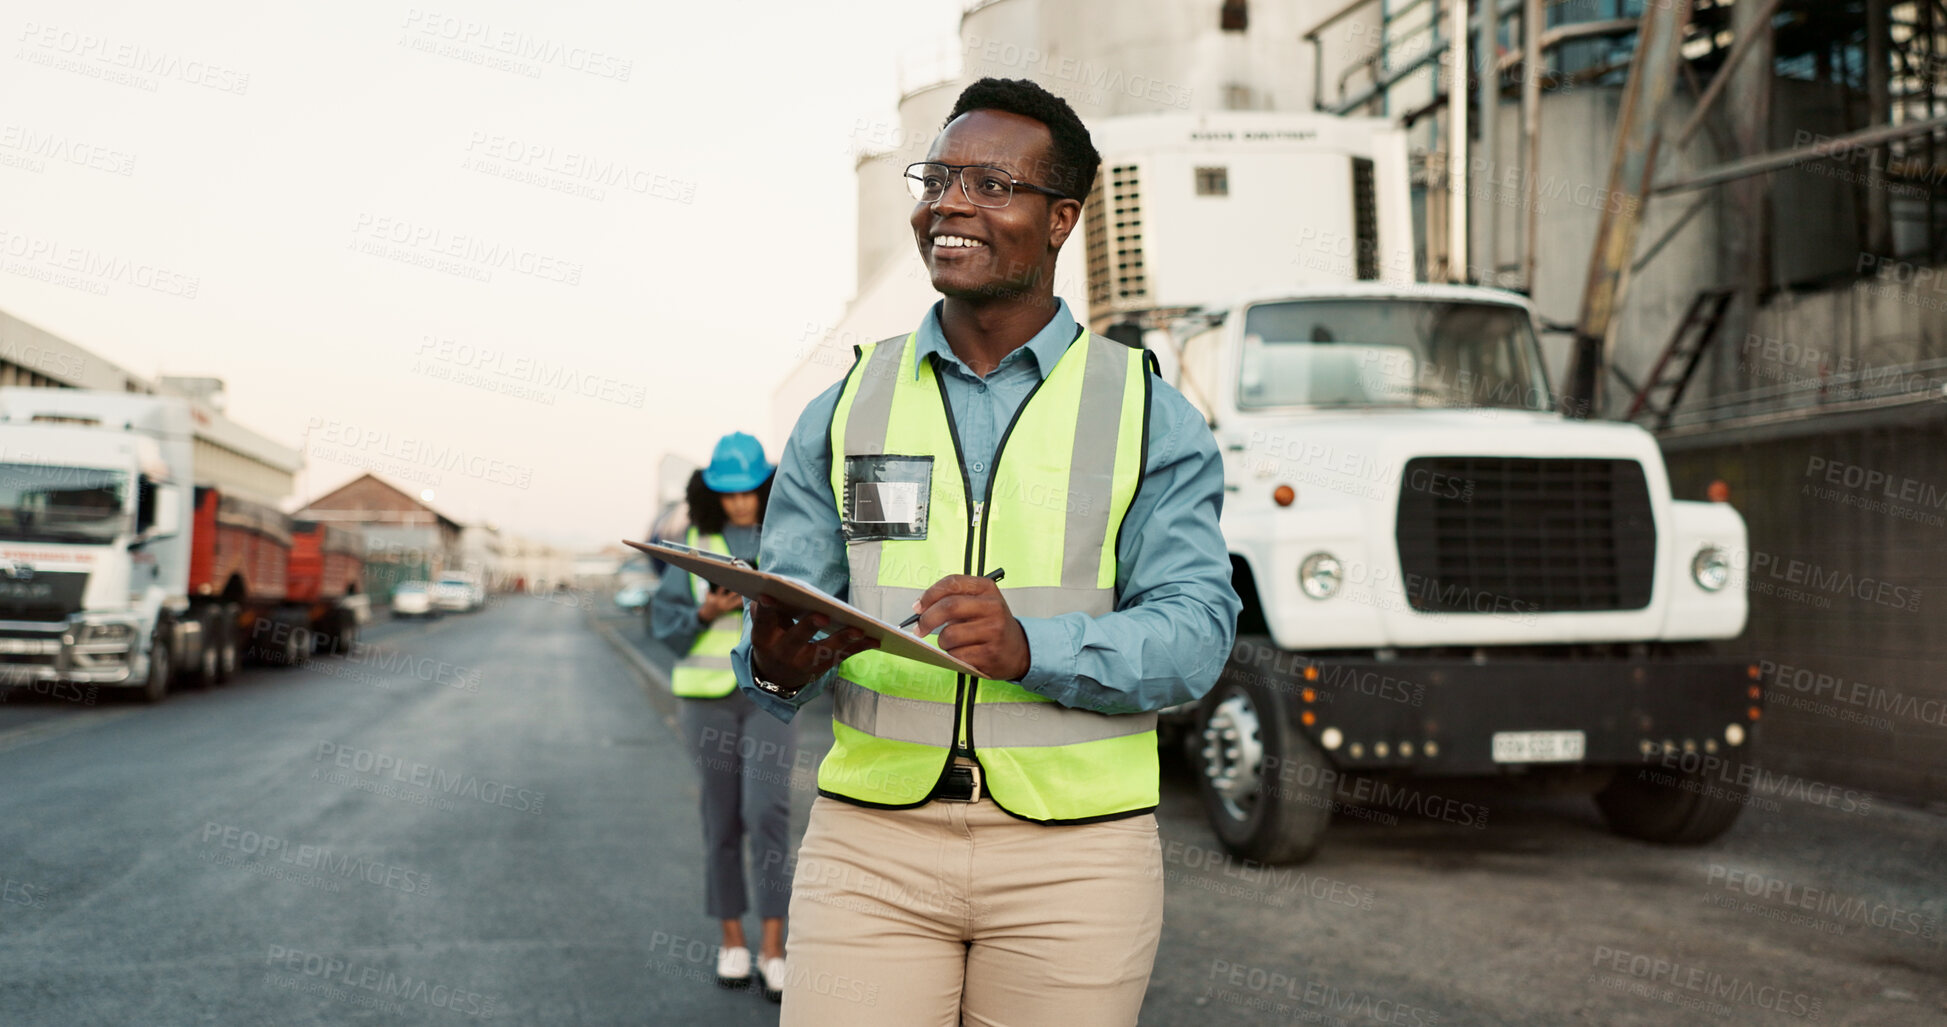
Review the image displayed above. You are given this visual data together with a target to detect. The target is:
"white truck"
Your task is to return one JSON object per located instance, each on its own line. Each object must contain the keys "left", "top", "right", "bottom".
{"left": 1081, "top": 113, "right": 1757, "bottom": 863}
{"left": 0, "top": 387, "right": 356, "bottom": 703}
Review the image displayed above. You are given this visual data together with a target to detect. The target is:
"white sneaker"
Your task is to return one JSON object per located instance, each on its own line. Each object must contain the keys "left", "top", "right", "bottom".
{"left": 715, "top": 946, "right": 751, "bottom": 989}
{"left": 758, "top": 955, "right": 787, "bottom": 1003}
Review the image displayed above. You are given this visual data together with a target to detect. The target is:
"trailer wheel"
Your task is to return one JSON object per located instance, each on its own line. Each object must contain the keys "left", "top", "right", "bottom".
{"left": 1193, "top": 675, "right": 1332, "bottom": 865}
{"left": 1594, "top": 758, "right": 1748, "bottom": 844}
{"left": 135, "top": 638, "right": 171, "bottom": 703}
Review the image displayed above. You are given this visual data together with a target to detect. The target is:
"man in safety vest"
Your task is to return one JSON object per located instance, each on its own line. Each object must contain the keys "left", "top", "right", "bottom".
{"left": 733, "top": 77, "right": 1239, "bottom": 1026}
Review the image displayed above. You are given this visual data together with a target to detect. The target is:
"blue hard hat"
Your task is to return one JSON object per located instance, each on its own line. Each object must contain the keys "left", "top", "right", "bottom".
{"left": 702, "top": 432, "right": 774, "bottom": 493}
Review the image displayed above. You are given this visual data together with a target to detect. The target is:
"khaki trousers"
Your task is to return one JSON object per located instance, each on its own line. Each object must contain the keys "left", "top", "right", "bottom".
{"left": 780, "top": 793, "right": 1164, "bottom": 1027}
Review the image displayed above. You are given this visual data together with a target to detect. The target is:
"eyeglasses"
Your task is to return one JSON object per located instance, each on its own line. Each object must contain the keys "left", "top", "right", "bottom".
{"left": 904, "top": 162, "right": 1070, "bottom": 208}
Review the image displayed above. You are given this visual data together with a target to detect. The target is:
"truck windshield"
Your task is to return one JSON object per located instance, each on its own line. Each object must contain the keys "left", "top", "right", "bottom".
{"left": 0, "top": 463, "right": 131, "bottom": 544}
{"left": 1237, "top": 299, "right": 1551, "bottom": 411}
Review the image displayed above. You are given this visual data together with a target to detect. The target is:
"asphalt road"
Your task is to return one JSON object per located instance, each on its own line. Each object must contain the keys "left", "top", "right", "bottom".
{"left": 1, "top": 598, "right": 1940, "bottom": 1026}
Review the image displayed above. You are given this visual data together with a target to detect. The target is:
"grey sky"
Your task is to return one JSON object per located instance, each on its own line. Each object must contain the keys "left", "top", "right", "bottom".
{"left": 1, "top": 0, "right": 961, "bottom": 548}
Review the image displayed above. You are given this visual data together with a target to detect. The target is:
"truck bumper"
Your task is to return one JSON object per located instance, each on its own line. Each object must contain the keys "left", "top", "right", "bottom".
{"left": 0, "top": 661, "right": 135, "bottom": 686}
{"left": 1238, "top": 647, "right": 1763, "bottom": 777}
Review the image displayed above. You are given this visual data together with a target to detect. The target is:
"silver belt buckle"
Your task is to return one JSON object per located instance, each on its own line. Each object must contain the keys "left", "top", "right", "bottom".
{"left": 963, "top": 761, "right": 982, "bottom": 803}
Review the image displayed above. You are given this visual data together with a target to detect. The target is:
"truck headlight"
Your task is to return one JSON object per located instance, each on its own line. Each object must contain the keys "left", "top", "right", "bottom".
{"left": 1299, "top": 552, "right": 1343, "bottom": 599}
{"left": 79, "top": 622, "right": 136, "bottom": 644}
{"left": 1691, "top": 546, "right": 1730, "bottom": 592}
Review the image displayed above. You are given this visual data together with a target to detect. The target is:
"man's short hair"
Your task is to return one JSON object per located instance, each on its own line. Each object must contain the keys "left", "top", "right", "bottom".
{"left": 945, "top": 77, "right": 1099, "bottom": 203}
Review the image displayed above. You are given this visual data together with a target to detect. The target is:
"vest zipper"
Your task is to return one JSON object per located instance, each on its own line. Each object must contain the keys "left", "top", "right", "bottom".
{"left": 932, "top": 329, "right": 1080, "bottom": 759}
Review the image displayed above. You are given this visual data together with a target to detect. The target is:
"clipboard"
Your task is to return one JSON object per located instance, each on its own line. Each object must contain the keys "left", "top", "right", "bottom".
{"left": 624, "top": 539, "right": 983, "bottom": 677}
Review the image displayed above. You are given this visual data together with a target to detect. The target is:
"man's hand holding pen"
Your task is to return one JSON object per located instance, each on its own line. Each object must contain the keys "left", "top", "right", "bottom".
{"left": 909, "top": 571, "right": 1029, "bottom": 684}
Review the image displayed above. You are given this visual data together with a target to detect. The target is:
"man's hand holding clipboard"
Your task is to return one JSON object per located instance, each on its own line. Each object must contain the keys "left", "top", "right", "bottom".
{"left": 626, "top": 539, "right": 1028, "bottom": 695}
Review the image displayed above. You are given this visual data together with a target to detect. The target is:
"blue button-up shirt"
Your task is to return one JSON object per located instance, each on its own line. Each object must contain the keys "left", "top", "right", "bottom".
{"left": 733, "top": 298, "right": 1239, "bottom": 721}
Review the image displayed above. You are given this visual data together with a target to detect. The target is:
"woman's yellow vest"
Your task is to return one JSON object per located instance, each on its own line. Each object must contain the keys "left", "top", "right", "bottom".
{"left": 670, "top": 527, "right": 742, "bottom": 699}
{"left": 823, "top": 329, "right": 1157, "bottom": 823}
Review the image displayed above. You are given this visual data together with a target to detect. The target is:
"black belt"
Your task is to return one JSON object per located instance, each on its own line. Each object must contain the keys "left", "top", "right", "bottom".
{"left": 929, "top": 760, "right": 984, "bottom": 803}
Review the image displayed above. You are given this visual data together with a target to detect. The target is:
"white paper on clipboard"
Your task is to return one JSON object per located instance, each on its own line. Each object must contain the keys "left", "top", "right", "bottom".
{"left": 624, "top": 539, "right": 983, "bottom": 677}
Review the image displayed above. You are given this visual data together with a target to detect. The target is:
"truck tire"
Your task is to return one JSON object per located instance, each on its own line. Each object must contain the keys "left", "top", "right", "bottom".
{"left": 282, "top": 616, "right": 309, "bottom": 667}
{"left": 1594, "top": 758, "right": 1748, "bottom": 844}
{"left": 1193, "top": 674, "right": 1333, "bottom": 865}
{"left": 135, "top": 638, "right": 171, "bottom": 703}
{"left": 333, "top": 615, "right": 358, "bottom": 655}
{"left": 191, "top": 619, "right": 221, "bottom": 690}
{"left": 215, "top": 604, "right": 240, "bottom": 682}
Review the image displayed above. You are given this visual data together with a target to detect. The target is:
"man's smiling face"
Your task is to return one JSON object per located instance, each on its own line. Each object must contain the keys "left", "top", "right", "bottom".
{"left": 910, "top": 108, "right": 1077, "bottom": 301}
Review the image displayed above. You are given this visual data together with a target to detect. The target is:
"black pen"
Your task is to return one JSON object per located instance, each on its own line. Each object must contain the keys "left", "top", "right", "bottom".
{"left": 899, "top": 568, "right": 1005, "bottom": 630}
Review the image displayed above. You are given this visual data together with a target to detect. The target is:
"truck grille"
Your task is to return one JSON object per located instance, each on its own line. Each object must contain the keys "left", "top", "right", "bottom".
{"left": 1395, "top": 457, "right": 1656, "bottom": 613}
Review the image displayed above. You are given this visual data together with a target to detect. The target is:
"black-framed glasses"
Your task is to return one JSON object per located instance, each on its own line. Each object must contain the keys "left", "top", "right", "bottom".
{"left": 904, "top": 162, "right": 1070, "bottom": 208}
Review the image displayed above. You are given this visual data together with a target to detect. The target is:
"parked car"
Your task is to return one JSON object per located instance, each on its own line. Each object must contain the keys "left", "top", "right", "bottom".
{"left": 434, "top": 574, "right": 482, "bottom": 613}
{"left": 391, "top": 581, "right": 440, "bottom": 619}
{"left": 613, "top": 584, "right": 652, "bottom": 610}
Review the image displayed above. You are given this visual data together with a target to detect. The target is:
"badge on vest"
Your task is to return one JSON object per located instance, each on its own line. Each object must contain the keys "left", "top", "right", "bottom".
{"left": 842, "top": 455, "right": 932, "bottom": 542}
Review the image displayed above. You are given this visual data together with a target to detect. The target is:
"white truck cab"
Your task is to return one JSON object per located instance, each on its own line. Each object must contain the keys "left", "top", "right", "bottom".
{"left": 1114, "top": 285, "right": 1758, "bottom": 863}
{"left": 1073, "top": 112, "right": 1759, "bottom": 863}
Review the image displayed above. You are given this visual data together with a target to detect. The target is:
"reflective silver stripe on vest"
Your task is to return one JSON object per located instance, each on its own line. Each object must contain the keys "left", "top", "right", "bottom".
{"left": 975, "top": 704, "right": 1157, "bottom": 748}
{"left": 842, "top": 336, "right": 911, "bottom": 593}
{"left": 852, "top": 583, "right": 1112, "bottom": 624}
{"left": 831, "top": 677, "right": 954, "bottom": 747}
{"left": 1062, "top": 335, "right": 1133, "bottom": 592}
{"left": 833, "top": 678, "right": 1156, "bottom": 749}
{"left": 675, "top": 655, "right": 735, "bottom": 670}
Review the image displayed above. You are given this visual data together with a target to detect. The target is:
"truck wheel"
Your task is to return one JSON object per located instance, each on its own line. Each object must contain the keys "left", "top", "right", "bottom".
{"left": 136, "top": 638, "right": 171, "bottom": 703}
{"left": 215, "top": 604, "right": 240, "bottom": 681}
{"left": 281, "top": 618, "right": 309, "bottom": 667}
{"left": 192, "top": 625, "right": 221, "bottom": 689}
{"left": 1594, "top": 758, "right": 1748, "bottom": 844}
{"left": 334, "top": 617, "right": 358, "bottom": 655}
{"left": 1193, "top": 675, "right": 1332, "bottom": 865}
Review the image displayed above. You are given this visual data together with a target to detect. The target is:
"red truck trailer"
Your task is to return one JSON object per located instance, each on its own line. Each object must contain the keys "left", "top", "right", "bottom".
{"left": 288, "top": 520, "right": 367, "bottom": 655}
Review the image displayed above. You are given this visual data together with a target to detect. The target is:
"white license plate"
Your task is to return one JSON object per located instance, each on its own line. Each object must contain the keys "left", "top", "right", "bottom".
{"left": 1491, "top": 730, "right": 1586, "bottom": 763}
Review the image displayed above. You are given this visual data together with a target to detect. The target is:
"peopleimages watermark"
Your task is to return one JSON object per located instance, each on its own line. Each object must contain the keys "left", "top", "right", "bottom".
{"left": 1802, "top": 456, "right": 1947, "bottom": 529}
{"left": 1762, "top": 659, "right": 1946, "bottom": 731}
{"left": 2, "top": 877, "right": 46, "bottom": 908}
{"left": 1703, "top": 864, "right": 1938, "bottom": 942}
{"left": 1722, "top": 544, "right": 1922, "bottom": 613}
{"left": 265, "top": 945, "right": 499, "bottom": 1019}
{"left": 0, "top": 124, "right": 135, "bottom": 176}
{"left": 961, "top": 35, "right": 1192, "bottom": 110}
{"left": 1649, "top": 750, "right": 1873, "bottom": 816}
{"left": 1161, "top": 837, "right": 1376, "bottom": 909}
{"left": 14, "top": 21, "right": 250, "bottom": 95}
{"left": 304, "top": 416, "right": 535, "bottom": 490}
{"left": 307, "top": 637, "right": 483, "bottom": 693}
{"left": 0, "top": 227, "right": 200, "bottom": 298}
{"left": 410, "top": 335, "right": 647, "bottom": 408}
{"left": 1206, "top": 959, "right": 1441, "bottom": 1026}
{"left": 397, "top": 8, "right": 632, "bottom": 82}
{"left": 1588, "top": 944, "right": 1824, "bottom": 1021}
{"left": 461, "top": 131, "right": 693, "bottom": 205}
{"left": 200, "top": 822, "right": 434, "bottom": 896}
{"left": 647, "top": 930, "right": 880, "bottom": 1006}
{"left": 312, "top": 741, "right": 545, "bottom": 814}
{"left": 348, "top": 212, "right": 584, "bottom": 286}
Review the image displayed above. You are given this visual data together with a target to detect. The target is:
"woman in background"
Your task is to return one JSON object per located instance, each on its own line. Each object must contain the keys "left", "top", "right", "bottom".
{"left": 649, "top": 432, "right": 793, "bottom": 1002}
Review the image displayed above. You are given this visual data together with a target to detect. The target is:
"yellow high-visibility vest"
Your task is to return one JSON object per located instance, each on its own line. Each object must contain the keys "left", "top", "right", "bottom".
{"left": 822, "top": 328, "right": 1157, "bottom": 823}
{"left": 671, "top": 527, "right": 742, "bottom": 699}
